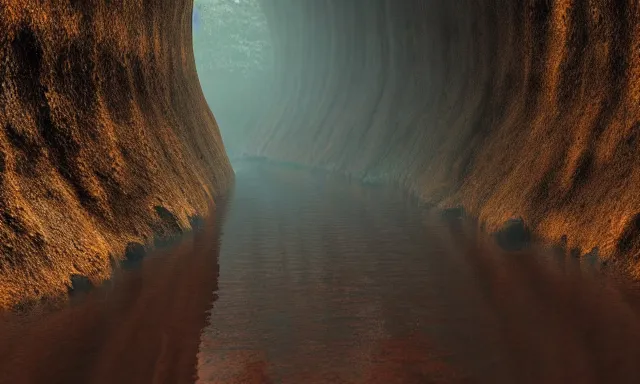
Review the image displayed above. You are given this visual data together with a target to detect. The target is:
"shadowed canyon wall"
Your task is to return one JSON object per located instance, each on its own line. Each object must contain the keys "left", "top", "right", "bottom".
{"left": 223, "top": 0, "right": 640, "bottom": 275}
{"left": 2, "top": 0, "right": 640, "bottom": 308}
{"left": 0, "top": 1, "right": 232, "bottom": 309}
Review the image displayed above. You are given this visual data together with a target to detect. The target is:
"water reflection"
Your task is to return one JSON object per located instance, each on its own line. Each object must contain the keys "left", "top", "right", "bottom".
{"left": 198, "top": 162, "right": 640, "bottom": 384}
{"left": 0, "top": 205, "right": 224, "bottom": 384}
{"left": 0, "top": 162, "right": 639, "bottom": 383}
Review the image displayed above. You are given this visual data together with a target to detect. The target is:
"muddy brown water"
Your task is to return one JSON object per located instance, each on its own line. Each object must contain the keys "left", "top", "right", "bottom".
{"left": 2, "top": 162, "right": 640, "bottom": 383}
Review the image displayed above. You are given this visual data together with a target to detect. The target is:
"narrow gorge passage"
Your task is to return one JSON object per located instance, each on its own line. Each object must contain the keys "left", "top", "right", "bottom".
{"left": 196, "top": 161, "right": 640, "bottom": 384}
{"left": 2, "top": 162, "right": 640, "bottom": 383}
{"left": 3, "top": 0, "right": 640, "bottom": 382}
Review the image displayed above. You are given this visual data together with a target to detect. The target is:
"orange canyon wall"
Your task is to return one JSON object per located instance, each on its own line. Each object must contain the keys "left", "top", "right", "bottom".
{"left": 0, "top": 0, "right": 232, "bottom": 309}
{"left": 2, "top": 0, "right": 640, "bottom": 308}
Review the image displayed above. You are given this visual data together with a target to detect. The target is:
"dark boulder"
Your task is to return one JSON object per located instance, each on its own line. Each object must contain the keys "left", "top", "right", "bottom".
{"left": 121, "top": 242, "right": 147, "bottom": 270}
{"left": 67, "top": 274, "right": 93, "bottom": 296}
{"left": 494, "top": 217, "right": 531, "bottom": 251}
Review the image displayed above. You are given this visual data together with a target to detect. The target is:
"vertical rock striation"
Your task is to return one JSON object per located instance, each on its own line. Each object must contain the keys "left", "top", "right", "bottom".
{"left": 230, "top": 0, "right": 640, "bottom": 274}
{"left": 0, "top": 0, "right": 232, "bottom": 309}
{"left": 3, "top": 0, "right": 640, "bottom": 307}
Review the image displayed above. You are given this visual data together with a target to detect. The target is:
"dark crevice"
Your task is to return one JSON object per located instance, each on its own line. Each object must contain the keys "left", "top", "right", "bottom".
{"left": 11, "top": 26, "right": 45, "bottom": 108}
{"left": 98, "top": 46, "right": 133, "bottom": 124}
{"left": 617, "top": 213, "right": 640, "bottom": 259}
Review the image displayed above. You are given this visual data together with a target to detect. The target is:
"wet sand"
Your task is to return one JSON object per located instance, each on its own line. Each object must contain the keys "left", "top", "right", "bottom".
{"left": 3, "top": 162, "right": 640, "bottom": 383}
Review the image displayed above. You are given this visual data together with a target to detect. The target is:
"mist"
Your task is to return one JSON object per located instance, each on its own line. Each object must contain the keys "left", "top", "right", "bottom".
{"left": 1, "top": 0, "right": 640, "bottom": 382}
{"left": 193, "top": 0, "right": 274, "bottom": 158}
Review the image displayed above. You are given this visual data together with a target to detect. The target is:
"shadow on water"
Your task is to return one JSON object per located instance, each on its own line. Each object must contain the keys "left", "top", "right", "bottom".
{"left": 0, "top": 196, "right": 231, "bottom": 384}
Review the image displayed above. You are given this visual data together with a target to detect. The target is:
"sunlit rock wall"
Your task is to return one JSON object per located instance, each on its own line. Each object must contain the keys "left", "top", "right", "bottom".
{"left": 234, "top": 0, "right": 640, "bottom": 273}
{"left": 0, "top": 0, "right": 232, "bottom": 308}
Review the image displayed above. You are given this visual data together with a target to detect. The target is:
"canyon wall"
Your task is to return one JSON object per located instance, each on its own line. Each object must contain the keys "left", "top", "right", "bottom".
{"left": 228, "top": 0, "right": 640, "bottom": 274}
{"left": 2, "top": 0, "right": 640, "bottom": 308}
{"left": 0, "top": 0, "right": 232, "bottom": 309}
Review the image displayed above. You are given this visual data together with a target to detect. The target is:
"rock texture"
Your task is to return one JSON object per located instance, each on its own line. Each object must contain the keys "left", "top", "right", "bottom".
{"left": 2, "top": 0, "right": 640, "bottom": 307}
{"left": 230, "top": 0, "right": 640, "bottom": 275}
{"left": 0, "top": 1, "right": 232, "bottom": 309}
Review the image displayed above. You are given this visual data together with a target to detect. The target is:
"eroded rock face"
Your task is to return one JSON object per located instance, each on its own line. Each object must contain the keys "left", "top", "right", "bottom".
{"left": 230, "top": 0, "right": 640, "bottom": 274}
{"left": 0, "top": 1, "right": 232, "bottom": 308}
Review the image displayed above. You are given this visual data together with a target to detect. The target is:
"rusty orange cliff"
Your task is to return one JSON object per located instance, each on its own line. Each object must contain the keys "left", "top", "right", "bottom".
{"left": 1, "top": 0, "right": 640, "bottom": 307}
{"left": 0, "top": 1, "right": 232, "bottom": 309}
